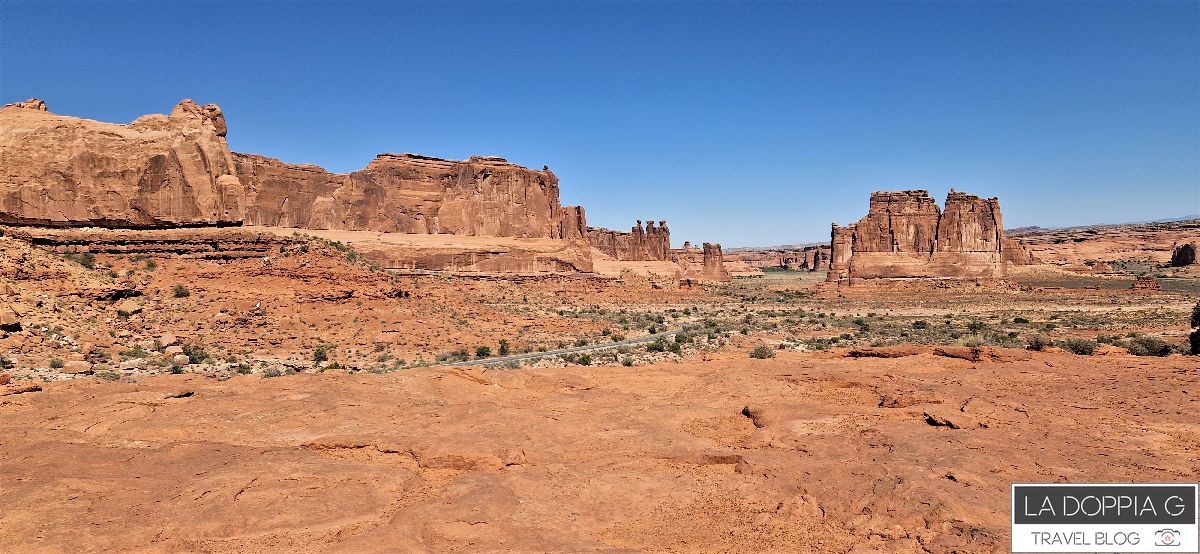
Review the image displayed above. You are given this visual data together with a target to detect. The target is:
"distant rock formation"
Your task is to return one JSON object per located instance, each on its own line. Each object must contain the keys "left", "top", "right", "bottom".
{"left": 1171, "top": 242, "right": 1196, "bottom": 266}
{"left": 234, "top": 152, "right": 574, "bottom": 238}
{"left": 732, "top": 244, "right": 829, "bottom": 271}
{"left": 0, "top": 99, "right": 244, "bottom": 228}
{"left": 587, "top": 220, "right": 671, "bottom": 261}
{"left": 827, "top": 190, "right": 1013, "bottom": 283}
{"left": 672, "top": 241, "right": 731, "bottom": 282}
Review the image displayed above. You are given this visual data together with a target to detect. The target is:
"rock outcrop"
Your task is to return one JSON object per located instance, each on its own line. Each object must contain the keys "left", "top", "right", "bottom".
{"left": 671, "top": 241, "right": 731, "bottom": 282}
{"left": 0, "top": 99, "right": 244, "bottom": 228}
{"left": 587, "top": 220, "right": 671, "bottom": 261}
{"left": 827, "top": 190, "right": 1011, "bottom": 283}
{"left": 1171, "top": 242, "right": 1196, "bottom": 266}
{"left": 235, "top": 153, "right": 574, "bottom": 238}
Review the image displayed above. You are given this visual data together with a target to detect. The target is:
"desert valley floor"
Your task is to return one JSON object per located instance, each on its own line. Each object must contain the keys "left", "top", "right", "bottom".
{"left": 1, "top": 229, "right": 1197, "bottom": 553}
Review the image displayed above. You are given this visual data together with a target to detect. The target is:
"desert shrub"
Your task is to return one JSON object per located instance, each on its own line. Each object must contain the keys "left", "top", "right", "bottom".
{"left": 912, "top": 320, "right": 928, "bottom": 330}
{"left": 577, "top": 354, "right": 592, "bottom": 366}
{"left": 475, "top": 346, "right": 492, "bottom": 358}
{"left": 498, "top": 339, "right": 510, "bottom": 356}
{"left": 675, "top": 332, "right": 691, "bottom": 344}
{"left": 622, "top": 357, "right": 634, "bottom": 367}
{"left": 1126, "top": 335, "right": 1171, "bottom": 357}
{"left": 1060, "top": 338, "right": 1097, "bottom": 355}
{"left": 667, "top": 341, "right": 682, "bottom": 355}
{"left": 573, "top": 338, "right": 588, "bottom": 347}
{"left": 313, "top": 346, "right": 329, "bottom": 363}
{"left": 182, "top": 344, "right": 209, "bottom": 363}
{"left": 144, "top": 259, "right": 157, "bottom": 271}
{"left": 749, "top": 345, "right": 776, "bottom": 359}
{"left": 1013, "top": 316, "right": 1030, "bottom": 324}
{"left": 49, "top": 358, "right": 64, "bottom": 369}
{"left": 95, "top": 371, "right": 120, "bottom": 381}
{"left": 120, "top": 345, "right": 147, "bottom": 359}
{"left": 610, "top": 334, "right": 625, "bottom": 342}
{"left": 236, "top": 364, "right": 252, "bottom": 374}
{"left": 263, "top": 367, "right": 285, "bottom": 378}
{"left": 1189, "top": 330, "right": 1199, "bottom": 356}
{"left": 967, "top": 321, "right": 986, "bottom": 332}
{"left": 1191, "top": 302, "right": 1200, "bottom": 329}
{"left": 1026, "top": 335, "right": 1053, "bottom": 351}
{"left": 172, "top": 284, "right": 190, "bottom": 298}
{"left": 646, "top": 338, "right": 667, "bottom": 353}
{"left": 64, "top": 252, "right": 95, "bottom": 269}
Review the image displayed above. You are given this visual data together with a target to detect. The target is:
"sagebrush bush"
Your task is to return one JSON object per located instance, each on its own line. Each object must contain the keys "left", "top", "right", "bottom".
{"left": 172, "top": 284, "right": 190, "bottom": 298}
{"left": 1060, "top": 338, "right": 1097, "bottom": 356}
{"left": 1026, "top": 335, "right": 1053, "bottom": 351}
{"left": 1126, "top": 335, "right": 1170, "bottom": 357}
{"left": 749, "top": 345, "right": 776, "bottom": 359}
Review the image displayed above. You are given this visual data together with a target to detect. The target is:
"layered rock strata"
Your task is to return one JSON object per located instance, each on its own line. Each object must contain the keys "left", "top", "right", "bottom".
{"left": 828, "top": 190, "right": 1011, "bottom": 283}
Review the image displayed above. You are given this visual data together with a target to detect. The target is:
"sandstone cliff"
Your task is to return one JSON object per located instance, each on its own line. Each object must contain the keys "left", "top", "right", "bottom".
{"left": 0, "top": 99, "right": 243, "bottom": 228}
{"left": 827, "top": 190, "right": 1013, "bottom": 283}
{"left": 235, "top": 153, "right": 573, "bottom": 238}
{"left": 587, "top": 220, "right": 671, "bottom": 261}
{"left": 672, "top": 241, "right": 731, "bottom": 282}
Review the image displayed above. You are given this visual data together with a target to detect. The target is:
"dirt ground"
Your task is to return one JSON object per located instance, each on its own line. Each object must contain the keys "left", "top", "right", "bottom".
{"left": 2, "top": 232, "right": 1198, "bottom": 552}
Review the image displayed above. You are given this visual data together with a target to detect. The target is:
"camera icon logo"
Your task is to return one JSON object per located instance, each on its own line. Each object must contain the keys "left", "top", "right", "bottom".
{"left": 1155, "top": 529, "right": 1181, "bottom": 547}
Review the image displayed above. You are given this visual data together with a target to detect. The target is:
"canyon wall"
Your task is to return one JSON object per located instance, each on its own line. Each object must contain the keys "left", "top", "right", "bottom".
{"left": 235, "top": 153, "right": 573, "bottom": 238}
{"left": 827, "top": 190, "right": 1011, "bottom": 283}
{"left": 0, "top": 99, "right": 579, "bottom": 241}
{"left": 587, "top": 220, "right": 671, "bottom": 261}
{"left": 0, "top": 99, "right": 244, "bottom": 228}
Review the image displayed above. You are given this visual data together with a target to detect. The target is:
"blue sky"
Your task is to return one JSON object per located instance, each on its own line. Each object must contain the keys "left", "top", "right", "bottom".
{"left": 2, "top": 1, "right": 1197, "bottom": 247}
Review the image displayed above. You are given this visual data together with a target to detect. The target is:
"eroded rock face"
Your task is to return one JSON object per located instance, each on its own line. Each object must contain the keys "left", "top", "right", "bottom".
{"left": 671, "top": 241, "right": 731, "bottom": 282}
{"left": 0, "top": 99, "right": 244, "bottom": 228}
{"left": 828, "top": 190, "right": 1012, "bottom": 283}
{"left": 587, "top": 220, "right": 671, "bottom": 261}
{"left": 235, "top": 153, "right": 571, "bottom": 238}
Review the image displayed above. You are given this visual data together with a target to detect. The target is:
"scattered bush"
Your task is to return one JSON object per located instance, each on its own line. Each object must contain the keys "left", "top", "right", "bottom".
{"left": 49, "top": 358, "right": 64, "bottom": 369}
{"left": 1013, "top": 316, "right": 1030, "bottom": 324}
{"left": 622, "top": 357, "right": 634, "bottom": 367}
{"left": 172, "top": 284, "right": 190, "bottom": 298}
{"left": 475, "top": 346, "right": 492, "bottom": 358}
{"left": 574, "top": 338, "right": 588, "bottom": 347}
{"left": 967, "top": 321, "right": 986, "bottom": 332}
{"left": 1026, "top": 335, "right": 1053, "bottom": 351}
{"left": 749, "top": 345, "right": 776, "bottom": 359}
{"left": 144, "top": 259, "right": 157, "bottom": 271}
{"left": 1126, "top": 335, "right": 1171, "bottom": 357}
{"left": 64, "top": 252, "right": 95, "bottom": 269}
{"left": 313, "top": 346, "right": 329, "bottom": 363}
{"left": 1060, "top": 338, "right": 1097, "bottom": 356}
{"left": 120, "top": 345, "right": 147, "bottom": 359}
{"left": 577, "top": 354, "right": 592, "bottom": 366}
{"left": 182, "top": 344, "right": 209, "bottom": 363}
{"left": 912, "top": 320, "right": 928, "bottom": 330}
{"left": 498, "top": 339, "right": 510, "bottom": 356}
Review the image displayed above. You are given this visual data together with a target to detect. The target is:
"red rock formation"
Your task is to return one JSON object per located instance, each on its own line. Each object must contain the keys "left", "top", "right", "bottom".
{"left": 1171, "top": 242, "right": 1196, "bottom": 266}
{"left": 1131, "top": 275, "right": 1161, "bottom": 292}
{"left": 0, "top": 99, "right": 244, "bottom": 228}
{"left": 559, "top": 206, "right": 587, "bottom": 241}
{"left": 671, "top": 241, "right": 731, "bottom": 282}
{"left": 587, "top": 220, "right": 671, "bottom": 261}
{"left": 827, "top": 190, "right": 1015, "bottom": 283}
{"left": 235, "top": 153, "right": 570, "bottom": 238}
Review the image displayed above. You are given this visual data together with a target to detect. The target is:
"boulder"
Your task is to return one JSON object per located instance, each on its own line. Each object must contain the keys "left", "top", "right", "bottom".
{"left": 171, "top": 354, "right": 191, "bottom": 366}
{"left": 158, "top": 333, "right": 178, "bottom": 347}
{"left": 61, "top": 360, "right": 93, "bottom": 374}
{"left": 114, "top": 299, "right": 143, "bottom": 316}
{"left": 164, "top": 345, "right": 185, "bottom": 356}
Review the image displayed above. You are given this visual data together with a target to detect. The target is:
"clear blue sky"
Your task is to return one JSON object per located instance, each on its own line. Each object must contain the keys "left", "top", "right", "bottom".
{"left": 2, "top": 1, "right": 1197, "bottom": 247}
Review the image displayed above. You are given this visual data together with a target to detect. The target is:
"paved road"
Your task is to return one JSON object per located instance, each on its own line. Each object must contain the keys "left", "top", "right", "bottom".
{"left": 435, "top": 328, "right": 684, "bottom": 368}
